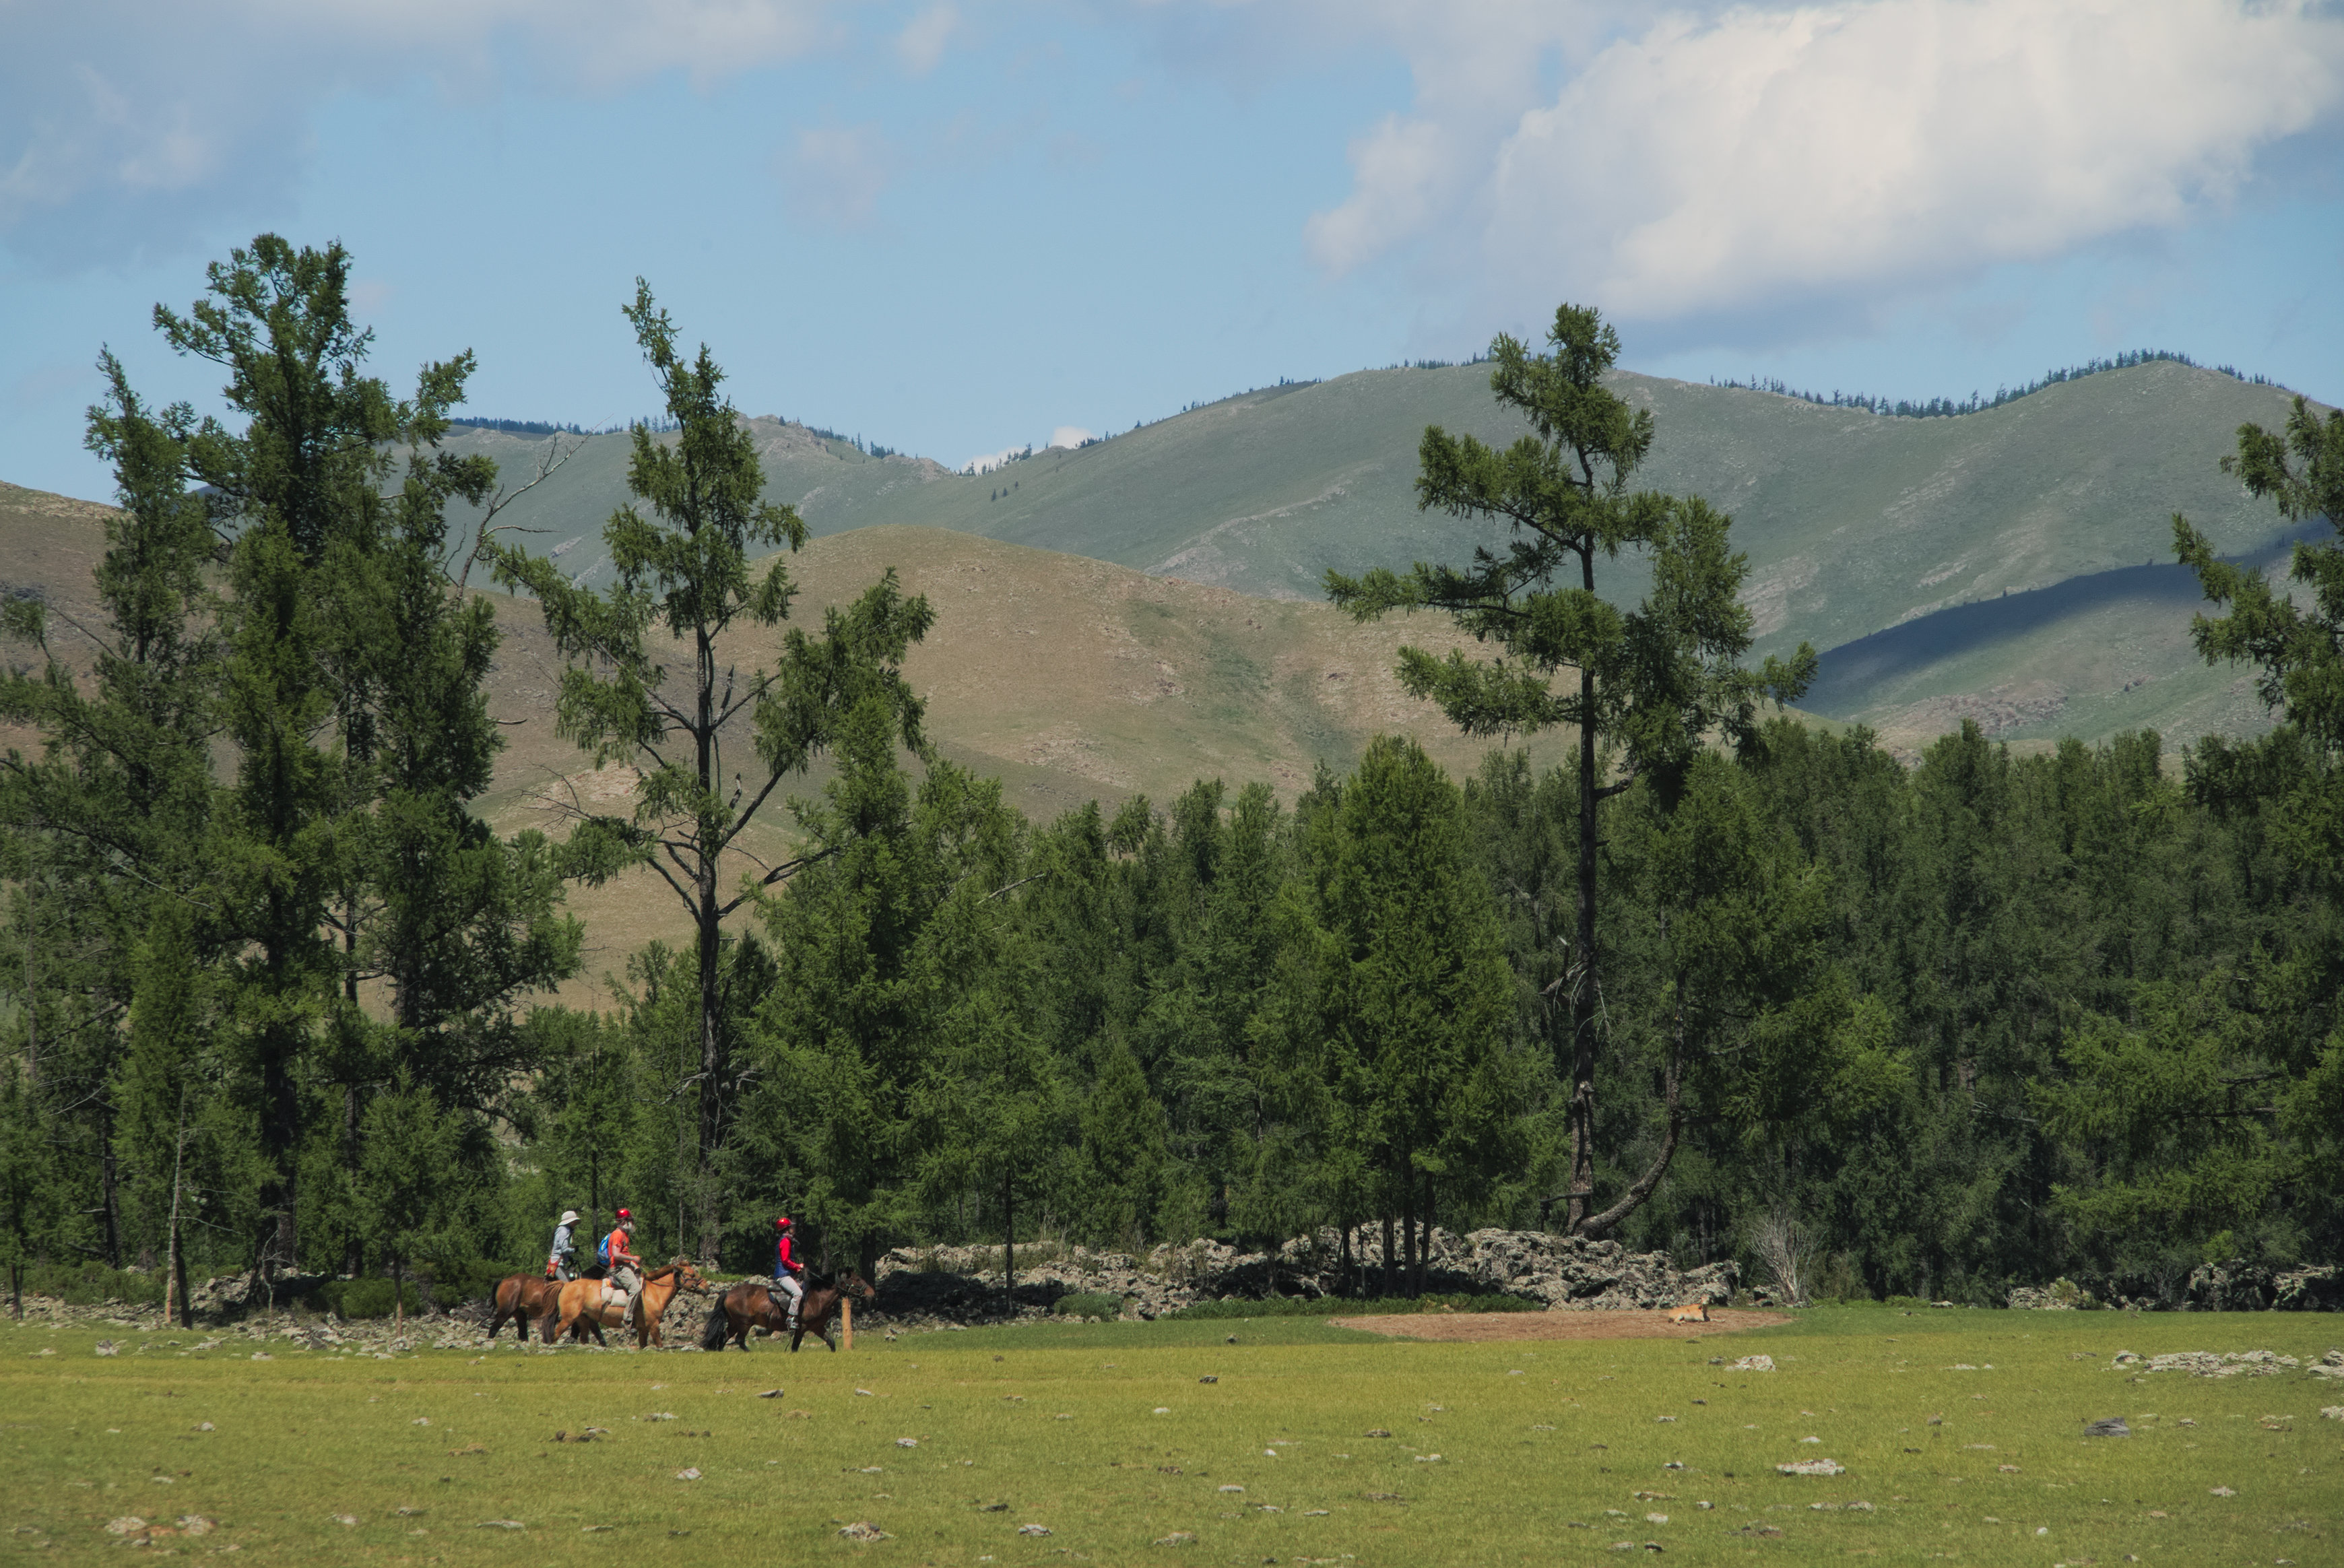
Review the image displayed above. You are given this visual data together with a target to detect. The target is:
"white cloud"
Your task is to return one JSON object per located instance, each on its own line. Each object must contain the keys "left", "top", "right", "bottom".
{"left": 1048, "top": 425, "right": 1093, "bottom": 448}
{"left": 1297, "top": 0, "right": 2344, "bottom": 330}
{"left": 896, "top": 3, "right": 959, "bottom": 76}
{"left": 963, "top": 445, "right": 1033, "bottom": 474}
{"left": 0, "top": 0, "right": 841, "bottom": 268}
{"left": 778, "top": 125, "right": 892, "bottom": 230}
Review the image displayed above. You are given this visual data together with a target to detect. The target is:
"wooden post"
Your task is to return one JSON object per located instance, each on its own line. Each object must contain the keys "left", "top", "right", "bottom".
{"left": 841, "top": 1295, "right": 852, "bottom": 1351}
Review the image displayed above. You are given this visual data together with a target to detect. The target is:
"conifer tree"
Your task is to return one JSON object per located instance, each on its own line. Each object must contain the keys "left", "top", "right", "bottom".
{"left": 1327, "top": 304, "right": 1813, "bottom": 1237}
{"left": 493, "top": 282, "right": 930, "bottom": 1260}
{"left": 1276, "top": 737, "right": 1520, "bottom": 1294}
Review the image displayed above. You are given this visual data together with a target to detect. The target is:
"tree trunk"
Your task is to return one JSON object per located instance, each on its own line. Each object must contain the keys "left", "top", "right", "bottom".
{"left": 260, "top": 1020, "right": 300, "bottom": 1275}
{"left": 98, "top": 1097, "right": 122, "bottom": 1268}
{"left": 22, "top": 880, "right": 36, "bottom": 1089}
{"left": 1002, "top": 1176, "right": 1016, "bottom": 1293}
{"left": 9, "top": 1262, "right": 18, "bottom": 1321}
{"left": 343, "top": 1084, "right": 363, "bottom": 1278}
{"left": 696, "top": 869, "right": 722, "bottom": 1260}
{"left": 1580, "top": 977, "right": 1687, "bottom": 1240}
{"left": 1421, "top": 1171, "right": 1435, "bottom": 1296}
{"left": 1380, "top": 1214, "right": 1396, "bottom": 1299}
{"left": 1402, "top": 1178, "right": 1419, "bottom": 1299}
{"left": 1565, "top": 583, "right": 1600, "bottom": 1235}
{"left": 692, "top": 614, "right": 727, "bottom": 1265}
{"left": 164, "top": 1098, "right": 188, "bottom": 1326}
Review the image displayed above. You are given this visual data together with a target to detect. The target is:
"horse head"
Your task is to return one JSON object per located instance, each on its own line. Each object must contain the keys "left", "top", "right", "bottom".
{"left": 841, "top": 1269, "right": 876, "bottom": 1302}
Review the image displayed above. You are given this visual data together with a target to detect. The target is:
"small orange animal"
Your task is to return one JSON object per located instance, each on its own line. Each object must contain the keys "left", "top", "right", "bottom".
{"left": 1667, "top": 1302, "right": 1710, "bottom": 1324}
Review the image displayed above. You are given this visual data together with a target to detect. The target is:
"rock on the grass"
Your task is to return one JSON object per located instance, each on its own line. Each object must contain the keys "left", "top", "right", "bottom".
{"left": 839, "top": 1522, "right": 890, "bottom": 1542}
{"left": 2083, "top": 1418, "right": 2130, "bottom": 1437}
{"left": 1152, "top": 1532, "right": 1197, "bottom": 1546}
{"left": 2118, "top": 1350, "right": 2300, "bottom": 1378}
{"left": 1017, "top": 1523, "right": 1052, "bottom": 1536}
{"left": 1776, "top": 1459, "right": 1846, "bottom": 1476}
{"left": 2318, "top": 1406, "right": 2344, "bottom": 1421}
{"left": 1730, "top": 1355, "right": 1775, "bottom": 1373}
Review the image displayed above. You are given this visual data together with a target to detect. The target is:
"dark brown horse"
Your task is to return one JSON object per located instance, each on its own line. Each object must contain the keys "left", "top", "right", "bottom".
{"left": 487, "top": 1273, "right": 564, "bottom": 1341}
{"left": 698, "top": 1271, "right": 874, "bottom": 1352}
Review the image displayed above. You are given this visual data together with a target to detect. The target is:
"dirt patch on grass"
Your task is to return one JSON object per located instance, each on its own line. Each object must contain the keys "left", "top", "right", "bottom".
{"left": 1329, "top": 1308, "right": 1792, "bottom": 1341}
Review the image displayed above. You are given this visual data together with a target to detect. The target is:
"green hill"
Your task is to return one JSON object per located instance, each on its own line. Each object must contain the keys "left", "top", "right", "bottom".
{"left": 0, "top": 483, "right": 1566, "bottom": 999}
{"left": 432, "top": 358, "right": 2312, "bottom": 751}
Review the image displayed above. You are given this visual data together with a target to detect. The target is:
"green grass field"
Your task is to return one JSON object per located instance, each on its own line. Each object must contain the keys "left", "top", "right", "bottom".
{"left": 7, "top": 1307, "right": 2339, "bottom": 1565}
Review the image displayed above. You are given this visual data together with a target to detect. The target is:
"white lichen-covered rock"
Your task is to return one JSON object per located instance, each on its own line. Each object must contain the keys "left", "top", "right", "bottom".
{"left": 2117, "top": 1350, "right": 2300, "bottom": 1377}
{"left": 857, "top": 1225, "right": 1738, "bottom": 1330}
{"left": 2008, "top": 1278, "right": 2098, "bottom": 1310}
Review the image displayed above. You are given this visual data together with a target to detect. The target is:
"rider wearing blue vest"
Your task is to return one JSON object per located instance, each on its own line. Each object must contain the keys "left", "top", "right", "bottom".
{"left": 771, "top": 1216, "right": 805, "bottom": 1329}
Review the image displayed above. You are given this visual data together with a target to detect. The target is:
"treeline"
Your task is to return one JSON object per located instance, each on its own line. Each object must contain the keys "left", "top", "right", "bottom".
{"left": 504, "top": 715, "right": 2344, "bottom": 1307}
{"left": 1712, "top": 348, "right": 2289, "bottom": 421}
{"left": 2, "top": 253, "right": 2339, "bottom": 1318}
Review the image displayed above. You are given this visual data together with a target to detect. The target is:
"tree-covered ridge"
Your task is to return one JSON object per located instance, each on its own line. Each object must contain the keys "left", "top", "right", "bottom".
{"left": 1712, "top": 347, "right": 2289, "bottom": 421}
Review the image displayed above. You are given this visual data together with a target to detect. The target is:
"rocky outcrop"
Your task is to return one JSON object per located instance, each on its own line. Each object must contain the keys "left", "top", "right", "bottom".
{"left": 858, "top": 1227, "right": 1736, "bottom": 1331}
{"left": 2008, "top": 1279, "right": 2099, "bottom": 1310}
{"left": 2275, "top": 1265, "right": 2344, "bottom": 1311}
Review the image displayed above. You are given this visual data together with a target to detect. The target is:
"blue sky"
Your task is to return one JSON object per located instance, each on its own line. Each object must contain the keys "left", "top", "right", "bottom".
{"left": 5, "top": 0, "right": 2341, "bottom": 502}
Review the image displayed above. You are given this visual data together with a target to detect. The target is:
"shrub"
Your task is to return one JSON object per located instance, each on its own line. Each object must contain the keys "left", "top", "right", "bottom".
{"left": 420, "top": 1257, "right": 521, "bottom": 1304}
{"left": 25, "top": 1262, "right": 168, "bottom": 1307}
{"left": 1053, "top": 1292, "right": 1124, "bottom": 1319}
{"left": 306, "top": 1278, "right": 424, "bottom": 1319}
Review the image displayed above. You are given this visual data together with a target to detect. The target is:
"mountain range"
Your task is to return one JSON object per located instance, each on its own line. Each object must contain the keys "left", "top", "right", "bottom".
{"left": 2, "top": 356, "right": 2323, "bottom": 979}
{"left": 434, "top": 356, "right": 2311, "bottom": 757}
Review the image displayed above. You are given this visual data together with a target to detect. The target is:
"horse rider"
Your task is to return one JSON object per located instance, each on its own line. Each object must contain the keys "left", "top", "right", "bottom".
{"left": 771, "top": 1215, "right": 806, "bottom": 1331}
{"left": 603, "top": 1208, "right": 644, "bottom": 1326}
{"left": 546, "top": 1209, "right": 580, "bottom": 1282}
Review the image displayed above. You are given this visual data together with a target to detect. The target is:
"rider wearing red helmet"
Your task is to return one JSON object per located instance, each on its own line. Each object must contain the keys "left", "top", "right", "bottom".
{"left": 604, "top": 1208, "right": 643, "bottom": 1324}
{"left": 771, "top": 1216, "right": 805, "bottom": 1330}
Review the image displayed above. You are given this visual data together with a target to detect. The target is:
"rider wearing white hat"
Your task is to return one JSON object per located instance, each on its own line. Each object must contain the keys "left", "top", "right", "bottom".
{"left": 547, "top": 1210, "right": 582, "bottom": 1281}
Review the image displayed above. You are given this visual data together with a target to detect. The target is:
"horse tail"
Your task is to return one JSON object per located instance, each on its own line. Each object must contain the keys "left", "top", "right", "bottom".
{"left": 699, "top": 1295, "right": 731, "bottom": 1352}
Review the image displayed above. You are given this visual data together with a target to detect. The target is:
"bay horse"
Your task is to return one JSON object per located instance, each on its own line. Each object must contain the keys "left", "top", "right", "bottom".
{"left": 486, "top": 1272, "right": 564, "bottom": 1342}
{"left": 551, "top": 1260, "right": 709, "bottom": 1348}
{"left": 698, "top": 1271, "right": 874, "bottom": 1352}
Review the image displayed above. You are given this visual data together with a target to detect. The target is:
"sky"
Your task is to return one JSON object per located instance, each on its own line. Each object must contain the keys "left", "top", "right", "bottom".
{"left": 4, "top": 0, "right": 2341, "bottom": 502}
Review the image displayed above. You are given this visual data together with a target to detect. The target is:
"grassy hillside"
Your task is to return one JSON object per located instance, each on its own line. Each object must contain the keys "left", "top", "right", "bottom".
{"left": 430, "top": 360, "right": 2312, "bottom": 750}
{"left": 0, "top": 485, "right": 1561, "bottom": 994}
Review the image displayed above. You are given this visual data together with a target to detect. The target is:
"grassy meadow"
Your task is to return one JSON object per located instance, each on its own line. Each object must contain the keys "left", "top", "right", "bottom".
{"left": 8, "top": 1306, "right": 2339, "bottom": 1565}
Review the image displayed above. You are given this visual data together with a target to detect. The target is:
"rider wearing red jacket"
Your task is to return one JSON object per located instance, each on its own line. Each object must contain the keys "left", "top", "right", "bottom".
{"left": 605, "top": 1209, "right": 644, "bottom": 1325}
{"left": 771, "top": 1216, "right": 805, "bottom": 1329}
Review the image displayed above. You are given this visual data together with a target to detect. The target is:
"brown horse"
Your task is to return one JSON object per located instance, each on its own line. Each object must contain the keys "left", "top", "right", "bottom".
{"left": 551, "top": 1260, "right": 709, "bottom": 1348}
{"left": 698, "top": 1271, "right": 874, "bottom": 1352}
{"left": 487, "top": 1273, "right": 564, "bottom": 1342}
